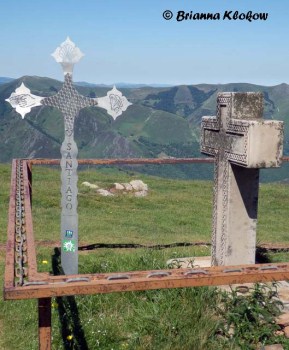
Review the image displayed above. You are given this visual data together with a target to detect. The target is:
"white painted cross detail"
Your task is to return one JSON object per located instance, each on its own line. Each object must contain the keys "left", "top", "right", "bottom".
{"left": 5, "top": 38, "right": 132, "bottom": 275}
{"left": 201, "top": 92, "right": 283, "bottom": 266}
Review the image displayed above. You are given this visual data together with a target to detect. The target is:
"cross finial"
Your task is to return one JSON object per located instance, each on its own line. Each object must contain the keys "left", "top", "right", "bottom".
{"left": 51, "top": 37, "right": 84, "bottom": 74}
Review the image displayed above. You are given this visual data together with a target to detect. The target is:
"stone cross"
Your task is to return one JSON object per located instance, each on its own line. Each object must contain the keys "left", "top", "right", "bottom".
{"left": 6, "top": 38, "right": 132, "bottom": 275}
{"left": 201, "top": 92, "right": 283, "bottom": 266}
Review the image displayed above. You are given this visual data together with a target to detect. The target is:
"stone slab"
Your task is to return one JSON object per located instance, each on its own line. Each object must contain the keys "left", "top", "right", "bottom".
{"left": 263, "top": 345, "right": 284, "bottom": 350}
{"left": 276, "top": 313, "right": 289, "bottom": 327}
{"left": 201, "top": 92, "right": 283, "bottom": 267}
{"left": 283, "top": 326, "right": 289, "bottom": 339}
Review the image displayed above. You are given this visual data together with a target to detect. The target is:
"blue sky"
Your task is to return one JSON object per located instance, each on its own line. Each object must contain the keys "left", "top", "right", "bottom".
{"left": 0, "top": 0, "right": 288, "bottom": 86}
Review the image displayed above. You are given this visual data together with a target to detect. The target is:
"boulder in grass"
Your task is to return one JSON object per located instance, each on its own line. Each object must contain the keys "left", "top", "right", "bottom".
{"left": 82, "top": 181, "right": 99, "bottom": 189}
{"left": 89, "top": 184, "right": 99, "bottom": 189}
{"left": 264, "top": 345, "right": 284, "bottom": 350}
{"left": 130, "top": 180, "right": 148, "bottom": 192}
{"left": 134, "top": 190, "right": 148, "bottom": 198}
{"left": 122, "top": 183, "right": 133, "bottom": 191}
{"left": 113, "top": 183, "right": 125, "bottom": 190}
{"left": 97, "top": 189, "right": 114, "bottom": 197}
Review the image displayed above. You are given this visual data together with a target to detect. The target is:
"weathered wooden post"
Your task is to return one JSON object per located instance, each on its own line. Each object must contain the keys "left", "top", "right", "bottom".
{"left": 6, "top": 38, "right": 132, "bottom": 275}
{"left": 38, "top": 298, "right": 51, "bottom": 350}
{"left": 201, "top": 92, "right": 283, "bottom": 266}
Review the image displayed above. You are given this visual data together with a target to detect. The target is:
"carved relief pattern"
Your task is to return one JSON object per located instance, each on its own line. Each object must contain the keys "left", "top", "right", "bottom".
{"left": 227, "top": 119, "right": 250, "bottom": 128}
{"left": 201, "top": 118, "right": 219, "bottom": 155}
{"left": 214, "top": 94, "right": 230, "bottom": 265}
{"left": 202, "top": 118, "right": 219, "bottom": 130}
{"left": 225, "top": 152, "right": 247, "bottom": 165}
{"left": 276, "top": 122, "right": 284, "bottom": 166}
{"left": 226, "top": 123, "right": 249, "bottom": 166}
{"left": 201, "top": 145, "right": 218, "bottom": 156}
{"left": 211, "top": 94, "right": 231, "bottom": 266}
{"left": 200, "top": 125, "right": 205, "bottom": 155}
{"left": 219, "top": 94, "right": 231, "bottom": 265}
{"left": 211, "top": 157, "right": 219, "bottom": 266}
{"left": 217, "top": 94, "right": 232, "bottom": 104}
{"left": 217, "top": 94, "right": 231, "bottom": 127}
{"left": 208, "top": 94, "right": 231, "bottom": 265}
{"left": 220, "top": 158, "right": 229, "bottom": 266}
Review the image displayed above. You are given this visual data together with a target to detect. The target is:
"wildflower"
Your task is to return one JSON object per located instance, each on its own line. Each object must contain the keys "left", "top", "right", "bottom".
{"left": 42, "top": 260, "right": 48, "bottom": 264}
{"left": 51, "top": 301, "right": 58, "bottom": 309}
{"left": 67, "top": 335, "right": 73, "bottom": 341}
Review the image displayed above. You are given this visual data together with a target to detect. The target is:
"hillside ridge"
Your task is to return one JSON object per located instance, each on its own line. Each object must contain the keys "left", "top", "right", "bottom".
{"left": 1, "top": 76, "right": 289, "bottom": 180}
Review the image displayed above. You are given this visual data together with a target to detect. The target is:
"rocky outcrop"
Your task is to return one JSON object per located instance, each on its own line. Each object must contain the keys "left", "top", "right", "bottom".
{"left": 82, "top": 179, "right": 148, "bottom": 197}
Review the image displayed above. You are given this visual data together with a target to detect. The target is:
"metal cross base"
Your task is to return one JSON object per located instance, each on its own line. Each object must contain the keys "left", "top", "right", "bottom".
{"left": 5, "top": 158, "right": 289, "bottom": 349}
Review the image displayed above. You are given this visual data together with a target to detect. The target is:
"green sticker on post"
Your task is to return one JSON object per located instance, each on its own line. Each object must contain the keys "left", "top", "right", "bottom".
{"left": 62, "top": 239, "right": 76, "bottom": 253}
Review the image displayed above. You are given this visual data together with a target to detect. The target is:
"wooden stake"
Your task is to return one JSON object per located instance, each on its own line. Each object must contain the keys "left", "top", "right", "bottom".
{"left": 38, "top": 298, "right": 51, "bottom": 350}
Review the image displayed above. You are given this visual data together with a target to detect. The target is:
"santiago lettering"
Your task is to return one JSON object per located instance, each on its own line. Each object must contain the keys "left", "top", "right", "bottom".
{"left": 63, "top": 142, "right": 74, "bottom": 210}
{"left": 176, "top": 10, "right": 268, "bottom": 22}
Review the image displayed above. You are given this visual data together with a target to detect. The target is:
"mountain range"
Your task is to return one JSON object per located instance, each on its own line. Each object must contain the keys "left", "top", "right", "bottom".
{"left": 1, "top": 76, "right": 289, "bottom": 180}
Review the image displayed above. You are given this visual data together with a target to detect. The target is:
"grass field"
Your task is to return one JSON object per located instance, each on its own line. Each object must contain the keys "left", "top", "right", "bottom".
{"left": 1, "top": 163, "right": 289, "bottom": 349}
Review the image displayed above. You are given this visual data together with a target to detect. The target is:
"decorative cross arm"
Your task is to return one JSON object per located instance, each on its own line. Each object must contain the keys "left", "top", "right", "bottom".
{"left": 6, "top": 82, "right": 131, "bottom": 120}
{"left": 6, "top": 87, "right": 131, "bottom": 123}
{"left": 96, "top": 86, "right": 132, "bottom": 120}
{"left": 5, "top": 83, "right": 44, "bottom": 119}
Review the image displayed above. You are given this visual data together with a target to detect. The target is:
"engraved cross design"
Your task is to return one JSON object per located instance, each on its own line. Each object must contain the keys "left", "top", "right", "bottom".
{"left": 6, "top": 38, "right": 132, "bottom": 275}
{"left": 201, "top": 92, "right": 283, "bottom": 267}
{"left": 202, "top": 100, "right": 249, "bottom": 166}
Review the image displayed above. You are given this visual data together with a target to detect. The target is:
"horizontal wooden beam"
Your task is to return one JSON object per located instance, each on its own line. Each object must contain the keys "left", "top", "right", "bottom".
{"left": 5, "top": 263, "right": 289, "bottom": 300}
{"left": 28, "top": 157, "right": 215, "bottom": 166}
{"left": 28, "top": 156, "right": 289, "bottom": 166}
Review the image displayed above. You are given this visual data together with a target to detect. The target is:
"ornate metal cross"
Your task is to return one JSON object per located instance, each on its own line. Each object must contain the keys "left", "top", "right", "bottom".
{"left": 6, "top": 38, "right": 132, "bottom": 275}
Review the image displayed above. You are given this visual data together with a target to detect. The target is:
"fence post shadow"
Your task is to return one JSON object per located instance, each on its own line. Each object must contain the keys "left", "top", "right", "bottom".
{"left": 52, "top": 247, "right": 89, "bottom": 350}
